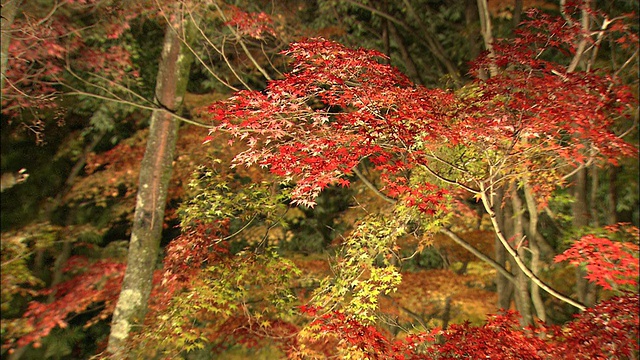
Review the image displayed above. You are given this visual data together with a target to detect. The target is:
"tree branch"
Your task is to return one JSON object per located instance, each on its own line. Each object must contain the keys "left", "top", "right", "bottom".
{"left": 352, "top": 165, "right": 397, "bottom": 204}
{"left": 342, "top": 0, "right": 461, "bottom": 83}
{"left": 479, "top": 183, "right": 586, "bottom": 311}
{"left": 439, "top": 227, "right": 516, "bottom": 284}
{"left": 213, "top": 2, "right": 273, "bottom": 82}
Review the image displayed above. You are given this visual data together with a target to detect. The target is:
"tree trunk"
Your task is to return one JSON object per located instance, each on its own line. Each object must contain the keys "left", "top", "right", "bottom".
{"left": 607, "top": 166, "right": 618, "bottom": 224}
{"left": 567, "top": 0, "right": 593, "bottom": 72}
{"left": 566, "top": 3, "right": 595, "bottom": 307}
{"left": 388, "top": 23, "right": 423, "bottom": 85}
{"left": 465, "top": 0, "right": 481, "bottom": 61}
{"left": 1, "top": 0, "right": 22, "bottom": 91}
{"left": 523, "top": 181, "right": 546, "bottom": 323}
{"left": 512, "top": 0, "right": 523, "bottom": 28}
{"left": 510, "top": 187, "right": 533, "bottom": 326}
{"left": 494, "top": 187, "right": 514, "bottom": 310}
{"left": 441, "top": 296, "right": 452, "bottom": 330}
{"left": 380, "top": 0, "right": 391, "bottom": 64}
{"left": 590, "top": 165, "right": 600, "bottom": 227}
{"left": 106, "top": 16, "right": 194, "bottom": 357}
{"left": 573, "top": 167, "right": 596, "bottom": 307}
{"left": 476, "top": 0, "right": 498, "bottom": 78}
{"left": 522, "top": 216, "right": 555, "bottom": 258}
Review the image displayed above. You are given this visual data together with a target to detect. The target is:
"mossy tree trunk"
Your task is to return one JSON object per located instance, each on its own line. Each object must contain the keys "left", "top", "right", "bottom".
{"left": 106, "top": 14, "right": 194, "bottom": 357}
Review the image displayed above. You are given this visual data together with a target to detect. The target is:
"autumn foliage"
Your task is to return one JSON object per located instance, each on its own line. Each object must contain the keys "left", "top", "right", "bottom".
{"left": 209, "top": 14, "right": 635, "bottom": 211}
{"left": 2, "top": 1, "right": 140, "bottom": 118}
{"left": 296, "top": 294, "right": 639, "bottom": 359}
{"left": 2, "top": 2, "right": 639, "bottom": 359}
{"left": 555, "top": 224, "right": 640, "bottom": 291}
{"left": 204, "top": 6, "right": 638, "bottom": 359}
{"left": 209, "top": 38, "right": 456, "bottom": 209}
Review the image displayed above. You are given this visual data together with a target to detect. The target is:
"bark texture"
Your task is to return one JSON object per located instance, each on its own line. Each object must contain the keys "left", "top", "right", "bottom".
{"left": 573, "top": 167, "right": 596, "bottom": 307}
{"left": 510, "top": 188, "right": 533, "bottom": 326}
{"left": 476, "top": 0, "right": 498, "bottom": 78}
{"left": 1, "top": 0, "right": 22, "bottom": 91}
{"left": 494, "top": 188, "right": 514, "bottom": 310}
{"left": 607, "top": 166, "right": 618, "bottom": 224}
{"left": 523, "top": 182, "right": 546, "bottom": 323}
{"left": 106, "top": 16, "right": 194, "bottom": 357}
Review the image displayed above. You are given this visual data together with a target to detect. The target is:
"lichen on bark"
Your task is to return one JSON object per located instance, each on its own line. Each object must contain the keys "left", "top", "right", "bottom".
{"left": 106, "top": 8, "right": 196, "bottom": 357}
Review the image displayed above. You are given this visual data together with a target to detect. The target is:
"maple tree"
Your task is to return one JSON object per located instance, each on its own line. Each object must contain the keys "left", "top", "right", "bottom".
{"left": 106, "top": 0, "right": 299, "bottom": 354}
{"left": 295, "top": 293, "right": 639, "bottom": 359}
{"left": 2, "top": 1, "right": 298, "bottom": 358}
{"left": 208, "top": 10, "right": 634, "bottom": 303}
{"left": 204, "top": 3, "right": 638, "bottom": 358}
{"left": 106, "top": 11, "right": 194, "bottom": 359}
{"left": 1, "top": 0, "right": 144, "bottom": 143}
{"left": 1, "top": 1, "right": 638, "bottom": 359}
{"left": 2, "top": 2, "right": 184, "bottom": 357}
{"left": 554, "top": 223, "right": 639, "bottom": 292}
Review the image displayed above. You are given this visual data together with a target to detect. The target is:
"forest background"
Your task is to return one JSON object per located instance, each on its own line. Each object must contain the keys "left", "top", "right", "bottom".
{"left": 1, "top": 0, "right": 638, "bottom": 359}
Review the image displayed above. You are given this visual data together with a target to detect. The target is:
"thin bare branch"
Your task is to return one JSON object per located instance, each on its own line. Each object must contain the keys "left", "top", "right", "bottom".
{"left": 353, "top": 165, "right": 397, "bottom": 204}
{"left": 479, "top": 183, "right": 586, "bottom": 311}
{"left": 439, "top": 227, "right": 516, "bottom": 283}
{"left": 341, "top": 0, "right": 461, "bottom": 83}
{"left": 421, "top": 164, "right": 480, "bottom": 194}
